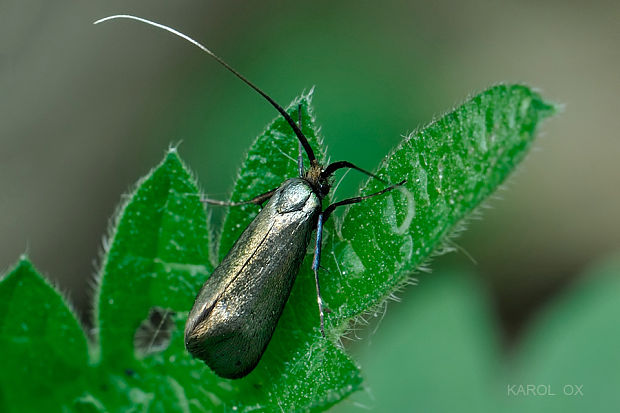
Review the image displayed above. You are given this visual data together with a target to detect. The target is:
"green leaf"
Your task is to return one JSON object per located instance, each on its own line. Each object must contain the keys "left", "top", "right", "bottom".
{"left": 330, "top": 84, "right": 555, "bottom": 321}
{"left": 203, "top": 85, "right": 554, "bottom": 410}
{"left": 0, "top": 84, "right": 555, "bottom": 412}
{"left": 509, "top": 252, "right": 620, "bottom": 412}
{"left": 0, "top": 257, "right": 89, "bottom": 412}
{"left": 90, "top": 150, "right": 241, "bottom": 412}
{"left": 96, "top": 149, "right": 213, "bottom": 366}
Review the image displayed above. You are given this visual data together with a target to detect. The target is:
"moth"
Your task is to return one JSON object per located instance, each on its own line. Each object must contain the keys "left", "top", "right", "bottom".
{"left": 95, "top": 15, "right": 404, "bottom": 379}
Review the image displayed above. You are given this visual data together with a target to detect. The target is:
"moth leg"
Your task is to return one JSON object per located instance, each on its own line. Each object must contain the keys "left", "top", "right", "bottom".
{"left": 201, "top": 188, "right": 277, "bottom": 207}
{"left": 312, "top": 212, "right": 327, "bottom": 337}
{"left": 310, "top": 180, "right": 406, "bottom": 336}
{"left": 323, "top": 179, "right": 407, "bottom": 221}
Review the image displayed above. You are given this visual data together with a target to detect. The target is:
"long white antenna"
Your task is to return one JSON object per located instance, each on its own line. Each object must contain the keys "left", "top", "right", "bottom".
{"left": 93, "top": 14, "right": 317, "bottom": 163}
{"left": 94, "top": 15, "right": 214, "bottom": 58}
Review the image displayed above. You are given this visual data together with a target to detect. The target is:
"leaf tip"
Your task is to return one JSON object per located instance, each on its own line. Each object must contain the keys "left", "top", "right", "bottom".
{"left": 167, "top": 140, "right": 183, "bottom": 154}
{"left": 518, "top": 85, "right": 561, "bottom": 119}
{"left": 304, "top": 85, "right": 316, "bottom": 101}
{"left": 12, "top": 254, "right": 37, "bottom": 276}
{"left": 161, "top": 146, "right": 187, "bottom": 172}
{"left": 165, "top": 145, "right": 182, "bottom": 160}
{"left": 546, "top": 100, "right": 564, "bottom": 116}
{"left": 2, "top": 255, "right": 40, "bottom": 286}
{"left": 532, "top": 95, "right": 560, "bottom": 119}
{"left": 17, "top": 253, "right": 32, "bottom": 266}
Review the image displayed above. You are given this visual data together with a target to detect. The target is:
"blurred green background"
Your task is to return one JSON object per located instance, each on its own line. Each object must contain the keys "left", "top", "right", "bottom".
{"left": 1, "top": 0, "right": 618, "bottom": 411}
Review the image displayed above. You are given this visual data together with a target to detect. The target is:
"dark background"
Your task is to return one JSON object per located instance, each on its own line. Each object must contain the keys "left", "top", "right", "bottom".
{"left": 1, "top": 0, "right": 618, "bottom": 409}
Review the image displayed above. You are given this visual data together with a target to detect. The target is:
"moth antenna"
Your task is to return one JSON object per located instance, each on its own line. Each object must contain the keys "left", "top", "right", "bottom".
{"left": 322, "top": 160, "right": 387, "bottom": 184}
{"left": 94, "top": 14, "right": 316, "bottom": 163}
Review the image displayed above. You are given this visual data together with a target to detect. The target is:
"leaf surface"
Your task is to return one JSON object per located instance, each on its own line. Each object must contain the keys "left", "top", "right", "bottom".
{"left": 0, "top": 85, "right": 555, "bottom": 412}
{"left": 330, "top": 85, "right": 555, "bottom": 322}
{"left": 0, "top": 258, "right": 89, "bottom": 412}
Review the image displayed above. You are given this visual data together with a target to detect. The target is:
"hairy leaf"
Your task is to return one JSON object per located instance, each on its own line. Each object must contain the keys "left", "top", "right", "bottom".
{"left": 204, "top": 85, "right": 554, "bottom": 410}
{"left": 0, "top": 258, "right": 89, "bottom": 412}
{"left": 329, "top": 85, "right": 555, "bottom": 322}
{"left": 97, "top": 150, "right": 212, "bottom": 366}
{"left": 0, "top": 84, "right": 555, "bottom": 412}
